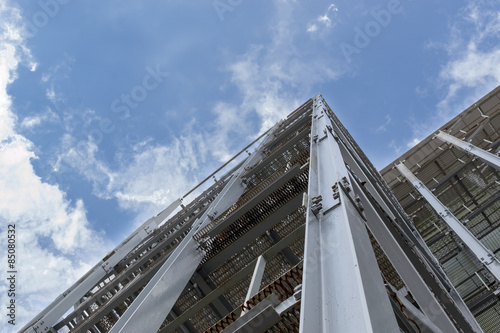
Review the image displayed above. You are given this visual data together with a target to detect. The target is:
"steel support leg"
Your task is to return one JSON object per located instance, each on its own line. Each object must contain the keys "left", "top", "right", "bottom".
{"left": 436, "top": 131, "right": 500, "bottom": 169}
{"left": 243, "top": 256, "right": 266, "bottom": 306}
{"left": 396, "top": 162, "right": 500, "bottom": 282}
{"left": 299, "top": 95, "right": 399, "bottom": 332}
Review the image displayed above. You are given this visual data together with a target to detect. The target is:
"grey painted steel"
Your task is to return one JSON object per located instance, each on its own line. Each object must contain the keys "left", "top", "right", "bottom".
{"left": 333, "top": 113, "right": 478, "bottom": 331}
{"left": 21, "top": 198, "right": 182, "bottom": 333}
{"left": 109, "top": 126, "right": 278, "bottom": 333}
{"left": 396, "top": 162, "right": 500, "bottom": 282}
{"left": 190, "top": 273, "right": 230, "bottom": 318}
{"left": 391, "top": 287, "right": 445, "bottom": 333}
{"left": 436, "top": 131, "right": 500, "bottom": 169}
{"left": 202, "top": 194, "right": 303, "bottom": 272}
{"left": 331, "top": 119, "right": 480, "bottom": 332}
{"left": 243, "top": 256, "right": 267, "bottom": 308}
{"left": 159, "top": 224, "right": 305, "bottom": 333}
{"left": 226, "top": 296, "right": 281, "bottom": 333}
{"left": 299, "top": 95, "right": 399, "bottom": 332}
{"left": 351, "top": 179, "right": 465, "bottom": 333}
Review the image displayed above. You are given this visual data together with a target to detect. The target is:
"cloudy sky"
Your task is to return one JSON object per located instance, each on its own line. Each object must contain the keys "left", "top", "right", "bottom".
{"left": 1, "top": 0, "right": 499, "bottom": 330}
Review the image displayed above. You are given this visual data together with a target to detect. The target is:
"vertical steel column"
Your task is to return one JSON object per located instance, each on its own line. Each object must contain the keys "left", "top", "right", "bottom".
{"left": 109, "top": 126, "right": 279, "bottom": 333}
{"left": 436, "top": 131, "right": 500, "bottom": 169}
{"left": 299, "top": 95, "right": 398, "bottom": 332}
{"left": 324, "top": 108, "right": 482, "bottom": 332}
{"left": 325, "top": 122, "right": 481, "bottom": 331}
{"left": 396, "top": 162, "right": 500, "bottom": 282}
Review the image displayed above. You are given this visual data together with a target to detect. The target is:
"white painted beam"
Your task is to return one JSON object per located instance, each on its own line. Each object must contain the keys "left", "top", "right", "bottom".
{"left": 436, "top": 131, "right": 500, "bottom": 169}
{"left": 396, "top": 162, "right": 500, "bottom": 282}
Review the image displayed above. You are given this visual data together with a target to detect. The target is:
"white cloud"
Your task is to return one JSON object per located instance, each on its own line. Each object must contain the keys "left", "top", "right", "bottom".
{"left": 307, "top": 24, "right": 318, "bottom": 32}
{"left": 20, "top": 107, "right": 59, "bottom": 129}
{"left": 0, "top": 2, "right": 109, "bottom": 329}
{"left": 219, "top": 2, "right": 342, "bottom": 138}
{"left": 307, "top": 3, "right": 339, "bottom": 32}
{"left": 408, "top": 1, "right": 500, "bottom": 148}
{"left": 437, "top": 2, "right": 500, "bottom": 116}
{"left": 51, "top": 1, "right": 345, "bottom": 234}
{"left": 375, "top": 114, "right": 391, "bottom": 132}
{"left": 407, "top": 137, "right": 421, "bottom": 148}
{"left": 55, "top": 128, "right": 207, "bottom": 218}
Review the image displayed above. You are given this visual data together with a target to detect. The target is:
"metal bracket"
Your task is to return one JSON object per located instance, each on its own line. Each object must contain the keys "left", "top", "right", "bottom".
{"left": 311, "top": 195, "right": 323, "bottom": 216}
{"left": 207, "top": 211, "right": 218, "bottom": 221}
{"left": 332, "top": 183, "right": 340, "bottom": 200}
{"left": 101, "top": 261, "right": 113, "bottom": 273}
{"left": 144, "top": 224, "right": 155, "bottom": 235}
{"left": 340, "top": 176, "right": 351, "bottom": 194}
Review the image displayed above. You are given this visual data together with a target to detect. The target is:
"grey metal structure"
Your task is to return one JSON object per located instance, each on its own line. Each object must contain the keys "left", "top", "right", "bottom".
{"left": 383, "top": 85, "right": 500, "bottom": 333}
{"left": 22, "top": 90, "right": 500, "bottom": 332}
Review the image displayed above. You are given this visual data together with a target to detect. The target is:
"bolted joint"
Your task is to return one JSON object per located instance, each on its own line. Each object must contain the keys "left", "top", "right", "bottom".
{"left": 207, "top": 211, "right": 218, "bottom": 221}
{"left": 341, "top": 177, "right": 351, "bottom": 193}
{"left": 311, "top": 195, "right": 323, "bottom": 216}
{"left": 354, "top": 194, "right": 364, "bottom": 212}
{"left": 144, "top": 224, "right": 155, "bottom": 235}
{"left": 332, "top": 183, "right": 340, "bottom": 200}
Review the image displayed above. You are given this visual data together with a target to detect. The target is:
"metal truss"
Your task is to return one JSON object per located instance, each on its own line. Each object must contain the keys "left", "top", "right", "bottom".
{"left": 23, "top": 96, "right": 490, "bottom": 333}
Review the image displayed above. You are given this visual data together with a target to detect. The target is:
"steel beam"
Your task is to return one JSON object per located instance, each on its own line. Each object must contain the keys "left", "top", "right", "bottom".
{"left": 243, "top": 256, "right": 266, "bottom": 308}
{"left": 388, "top": 286, "right": 445, "bottom": 333}
{"left": 326, "top": 109, "right": 483, "bottom": 331}
{"left": 436, "top": 131, "right": 500, "bottom": 169}
{"left": 351, "top": 179, "right": 474, "bottom": 332}
{"left": 202, "top": 192, "right": 303, "bottom": 272}
{"left": 299, "top": 95, "right": 398, "bottom": 332}
{"left": 190, "top": 273, "right": 230, "bottom": 318}
{"left": 267, "top": 229, "right": 300, "bottom": 266}
{"left": 396, "top": 162, "right": 500, "bottom": 282}
{"left": 159, "top": 224, "right": 305, "bottom": 333}
{"left": 108, "top": 126, "right": 278, "bottom": 333}
{"left": 21, "top": 199, "right": 181, "bottom": 333}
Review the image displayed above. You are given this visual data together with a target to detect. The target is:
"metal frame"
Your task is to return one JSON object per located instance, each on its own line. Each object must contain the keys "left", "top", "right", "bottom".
{"left": 23, "top": 93, "right": 500, "bottom": 333}
{"left": 108, "top": 126, "right": 279, "bottom": 333}
{"left": 436, "top": 131, "right": 500, "bottom": 169}
{"left": 396, "top": 162, "right": 500, "bottom": 282}
{"left": 299, "top": 95, "right": 399, "bottom": 332}
{"left": 21, "top": 199, "right": 182, "bottom": 333}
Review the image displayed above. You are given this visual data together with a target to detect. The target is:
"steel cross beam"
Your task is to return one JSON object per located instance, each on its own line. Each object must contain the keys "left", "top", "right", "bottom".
{"left": 299, "top": 95, "right": 399, "bottom": 332}
{"left": 351, "top": 179, "right": 479, "bottom": 333}
{"left": 436, "top": 131, "right": 500, "bottom": 169}
{"left": 20, "top": 199, "right": 182, "bottom": 333}
{"left": 396, "top": 162, "right": 500, "bottom": 282}
{"left": 108, "top": 125, "right": 278, "bottom": 333}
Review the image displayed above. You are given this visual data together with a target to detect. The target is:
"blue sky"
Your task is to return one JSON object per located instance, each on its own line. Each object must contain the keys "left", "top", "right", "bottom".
{"left": 1, "top": 0, "right": 500, "bottom": 330}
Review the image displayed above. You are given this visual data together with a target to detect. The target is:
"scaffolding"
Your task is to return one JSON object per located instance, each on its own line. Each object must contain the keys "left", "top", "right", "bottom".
{"left": 21, "top": 89, "right": 500, "bottom": 333}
